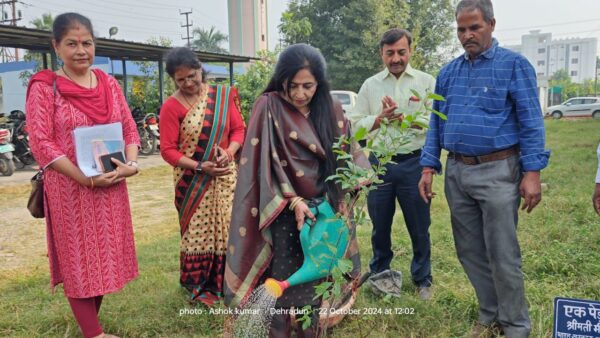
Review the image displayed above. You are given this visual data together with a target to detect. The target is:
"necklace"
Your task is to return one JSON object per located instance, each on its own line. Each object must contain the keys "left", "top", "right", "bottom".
{"left": 180, "top": 91, "right": 197, "bottom": 109}
{"left": 62, "top": 66, "right": 92, "bottom": 88}
{"left": 179, "top": 85, "right": 205, "bottom": 109}
{"left": 301, "top": 110, "right": 311, "bottom": 118}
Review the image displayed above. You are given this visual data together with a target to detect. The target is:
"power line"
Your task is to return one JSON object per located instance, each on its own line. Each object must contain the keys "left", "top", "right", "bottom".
{"left": 497, "top": 17, "right": 600, "bottom": 33}
{"left": 30, "top": 0, "right": 181, "bottom": 23}
{"left": 82, "top": 0, "right": 183, "bottom": 11}
{"left": 21, "top": 0, "right": 228, "bottom": 44}
{"left": 189, "top": 6, "right": 227, "bottom": 28}
{"left": 501, "top": 28, "right": 600, "bottom": 44}
{"left": 20, "top": 1, "right": 182, "bottom": 36}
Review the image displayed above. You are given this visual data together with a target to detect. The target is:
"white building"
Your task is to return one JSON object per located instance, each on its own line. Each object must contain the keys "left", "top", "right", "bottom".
{"left": 228, "top": 0, "right": 269, "bottom": 57}
{"left": 505, "top": 30, "right": 598, "bottom": 84}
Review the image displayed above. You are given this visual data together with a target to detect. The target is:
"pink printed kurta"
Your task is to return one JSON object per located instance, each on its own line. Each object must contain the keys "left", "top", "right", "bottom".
{"left": 26, "top": 72, "right": 140, "bottom": 298}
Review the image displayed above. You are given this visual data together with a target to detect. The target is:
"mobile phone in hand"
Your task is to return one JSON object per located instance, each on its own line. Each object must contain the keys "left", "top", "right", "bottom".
{"left": 99, "top": 152, "right": 125, "bottom": 172}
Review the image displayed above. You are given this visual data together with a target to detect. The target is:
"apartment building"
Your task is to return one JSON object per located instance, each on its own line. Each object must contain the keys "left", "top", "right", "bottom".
{"left": 506, "top": 30, "right": 597, "bottom": 83}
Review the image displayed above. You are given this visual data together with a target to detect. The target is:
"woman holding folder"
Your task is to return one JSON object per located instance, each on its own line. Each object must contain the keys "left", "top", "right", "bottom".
{"left": 26, "top": 12, "right": 139, "bottom": 338}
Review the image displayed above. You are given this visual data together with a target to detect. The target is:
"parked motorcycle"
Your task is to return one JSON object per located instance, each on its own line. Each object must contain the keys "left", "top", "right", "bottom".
{"left": 0, "top": 126, "right": 15, "bottom": 176}
{"left": 7, "top": 110, "right": 35, "bottom": 168}
{"left": 132, "top": 107, "right": 160, "bottom": 155}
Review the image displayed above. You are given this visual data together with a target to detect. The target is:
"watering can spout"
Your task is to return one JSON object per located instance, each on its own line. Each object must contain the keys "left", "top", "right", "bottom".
{"left": 261, "top": 200, "right": 349, "bottom": 299}
{"left": 264, "top": 278, "right": 290, "bottom": 298}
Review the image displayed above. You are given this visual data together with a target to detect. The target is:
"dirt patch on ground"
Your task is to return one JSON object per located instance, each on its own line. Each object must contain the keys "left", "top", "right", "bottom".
{"left": 0, "top": 158, "right": 178, "bottom": 272}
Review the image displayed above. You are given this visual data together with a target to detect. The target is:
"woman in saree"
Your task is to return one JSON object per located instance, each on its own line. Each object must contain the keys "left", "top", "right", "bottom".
{"left": 224, "top": 43, "right": 367, "bottom": 337}
{"left": 159, "top": 47, "right": 245, "bottom": 306}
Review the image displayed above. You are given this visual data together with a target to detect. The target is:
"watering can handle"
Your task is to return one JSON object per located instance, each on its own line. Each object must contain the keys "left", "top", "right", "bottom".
{"left": 299, "top": 206, "right": 317, "bottom": 246}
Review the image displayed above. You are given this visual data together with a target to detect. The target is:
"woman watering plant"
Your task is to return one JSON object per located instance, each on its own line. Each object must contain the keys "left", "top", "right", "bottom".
{"left": 224, "top": 43, "right": 368, "bottom": 337}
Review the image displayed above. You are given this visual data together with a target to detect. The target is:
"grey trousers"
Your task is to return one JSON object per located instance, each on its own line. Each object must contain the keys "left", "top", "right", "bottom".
{"left": 444, "top": 155, "right": 530, "bottom": 338}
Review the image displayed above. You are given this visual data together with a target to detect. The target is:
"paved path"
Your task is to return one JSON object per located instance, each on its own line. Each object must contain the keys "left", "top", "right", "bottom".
{"left": 0, "top": 153, "right": 167, "bottom": 187}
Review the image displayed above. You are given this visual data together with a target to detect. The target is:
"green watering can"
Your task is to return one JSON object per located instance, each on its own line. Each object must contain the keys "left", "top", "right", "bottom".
{"left": 264, "top": 199, "right": 349, "bottom": 298}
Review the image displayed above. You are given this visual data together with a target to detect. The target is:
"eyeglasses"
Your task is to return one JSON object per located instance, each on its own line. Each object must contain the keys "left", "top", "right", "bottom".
{"left": 175, "top": 70, "right": 201, "bottom": 86}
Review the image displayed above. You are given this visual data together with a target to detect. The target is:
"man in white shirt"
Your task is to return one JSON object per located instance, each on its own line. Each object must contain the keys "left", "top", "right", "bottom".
{"left": 348, "top": 28, "right": 436, "bottom": 300}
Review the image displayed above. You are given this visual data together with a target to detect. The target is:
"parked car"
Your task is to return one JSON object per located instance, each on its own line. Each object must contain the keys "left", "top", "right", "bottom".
{"left": 330, "top": 90, "right": 358, "bottom": 114}
{"left": 546, "top": 97, "right": 600, "bottom": 119}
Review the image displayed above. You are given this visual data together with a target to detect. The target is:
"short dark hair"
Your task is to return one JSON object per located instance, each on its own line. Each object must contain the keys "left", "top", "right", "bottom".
{"left": 455, "top": 0, "right": 495, "bottom": 23}
{"left": 52, "top": 12, "right": 94, "bottom": 43}
{"left": 379, "top": 28, "right": 412, "bottom": 50}
{"left": 164, "top": 47, "right": 206, "bottom": 82}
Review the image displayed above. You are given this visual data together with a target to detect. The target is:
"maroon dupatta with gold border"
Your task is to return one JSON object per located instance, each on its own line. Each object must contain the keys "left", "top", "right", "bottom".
{"left": 224, "top": 92, "right": 366, "bottom": 307}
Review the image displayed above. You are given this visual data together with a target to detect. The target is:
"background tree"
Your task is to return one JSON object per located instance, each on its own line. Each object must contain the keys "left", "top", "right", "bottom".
{"left": 19, "top": 13, "right": 54, "bottom": 87}
{"left": 548, "top": 69, "right": 587, "bottom": 102}
{"left": 277, "top": 4, "right": 312, "bottom": 47}
{"left": 30, "top": 13, "right": 53, "bottom": 30}
{"left": 191, "top": 26, "right": 228, "bottom": 53}
{"left": 279, "top": 0, "right": 455, "bottom": 91}
{"left": 402, "top": 0, "right": 457, "bottom": 75}
{"left": 280, "top": 0, "right": 381, "bottom": 92}
{"left": 234, "top": 49, "right": 277, "bottom": 121}
{"left": 129, "top": 37, "right": 175, "bottom": 114}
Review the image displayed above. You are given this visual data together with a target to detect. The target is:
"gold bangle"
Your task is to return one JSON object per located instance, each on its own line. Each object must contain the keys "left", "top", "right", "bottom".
{"left": 289, "top": 197, "right": 303, "bottom": 211}
{"left": 288, "top": 197, "right": 296, "bottom": 211}
{"left": 90, "top": 177, "right": 94, "bottom": 189}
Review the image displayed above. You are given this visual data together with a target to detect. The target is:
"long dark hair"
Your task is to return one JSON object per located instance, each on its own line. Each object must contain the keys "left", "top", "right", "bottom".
{"left": 264, "top": 43, "right": 342, "bottom": 209}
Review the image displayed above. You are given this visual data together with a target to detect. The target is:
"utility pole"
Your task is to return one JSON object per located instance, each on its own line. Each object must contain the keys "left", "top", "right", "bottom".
{"left": 0, "top": 0, "right": 21, "bottom": 60}
{"left": 180, "top": 9, "right": 193, "bottom": 48}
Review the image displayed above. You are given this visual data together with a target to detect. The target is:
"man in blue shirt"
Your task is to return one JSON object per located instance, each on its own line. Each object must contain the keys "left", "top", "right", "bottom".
{"left": 419, "top": 0, "right": 550, "bottom": 337}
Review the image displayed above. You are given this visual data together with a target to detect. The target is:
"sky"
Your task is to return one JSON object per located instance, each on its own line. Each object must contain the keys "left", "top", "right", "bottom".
{"left": 7, "top": 0, "right": 600, "bottom": 56}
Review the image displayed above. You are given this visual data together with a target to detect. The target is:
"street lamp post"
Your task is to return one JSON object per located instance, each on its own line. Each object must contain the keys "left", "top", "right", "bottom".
{"left": 108, "top": 27, "right": 119, "bottom": 76}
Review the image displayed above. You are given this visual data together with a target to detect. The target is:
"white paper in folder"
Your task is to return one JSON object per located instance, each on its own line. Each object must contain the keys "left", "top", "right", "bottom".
{"left": 73, "top": 122, "right": 124, "bottom": 177}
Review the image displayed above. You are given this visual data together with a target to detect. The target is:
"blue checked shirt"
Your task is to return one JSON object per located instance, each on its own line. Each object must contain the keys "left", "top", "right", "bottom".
{"left": 420, "top": 39, "right": 550, "bottom": 172}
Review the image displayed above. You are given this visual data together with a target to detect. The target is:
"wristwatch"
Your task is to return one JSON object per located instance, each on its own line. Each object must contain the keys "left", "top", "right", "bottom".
{"left": 127, "top": 160, "right": 140, "bottom": 173}
{"left": 195, "top": 161, "right": 203, "bottom": 174}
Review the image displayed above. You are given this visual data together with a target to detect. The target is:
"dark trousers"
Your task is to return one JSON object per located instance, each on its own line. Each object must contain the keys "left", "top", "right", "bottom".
{"left": 367, "top": 153, "right": 432, "bottom": 287}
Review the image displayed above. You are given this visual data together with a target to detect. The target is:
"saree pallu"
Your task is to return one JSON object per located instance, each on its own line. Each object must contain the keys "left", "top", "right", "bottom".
{"left": 173, "top": 85, "right": 237, "bottom": 303}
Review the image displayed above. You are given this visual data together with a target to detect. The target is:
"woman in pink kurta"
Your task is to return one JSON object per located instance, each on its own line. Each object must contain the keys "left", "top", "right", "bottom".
{"left": 25, "top": 13, "right": 139, "bottom": 338}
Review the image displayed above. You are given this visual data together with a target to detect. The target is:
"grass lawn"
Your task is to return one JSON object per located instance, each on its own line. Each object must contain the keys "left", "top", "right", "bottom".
{"left": 1, "top": 119, "right": 599, "bottom": 337}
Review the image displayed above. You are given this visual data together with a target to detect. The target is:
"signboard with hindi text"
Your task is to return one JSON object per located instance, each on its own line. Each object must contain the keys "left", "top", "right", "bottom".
{"left": 554, "top": 297, "right": 600, "bottom": 338}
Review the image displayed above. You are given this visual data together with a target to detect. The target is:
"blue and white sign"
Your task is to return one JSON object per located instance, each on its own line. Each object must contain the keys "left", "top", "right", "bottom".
{"left": 554, "top": 297, "right": 600, "bottom": 338}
